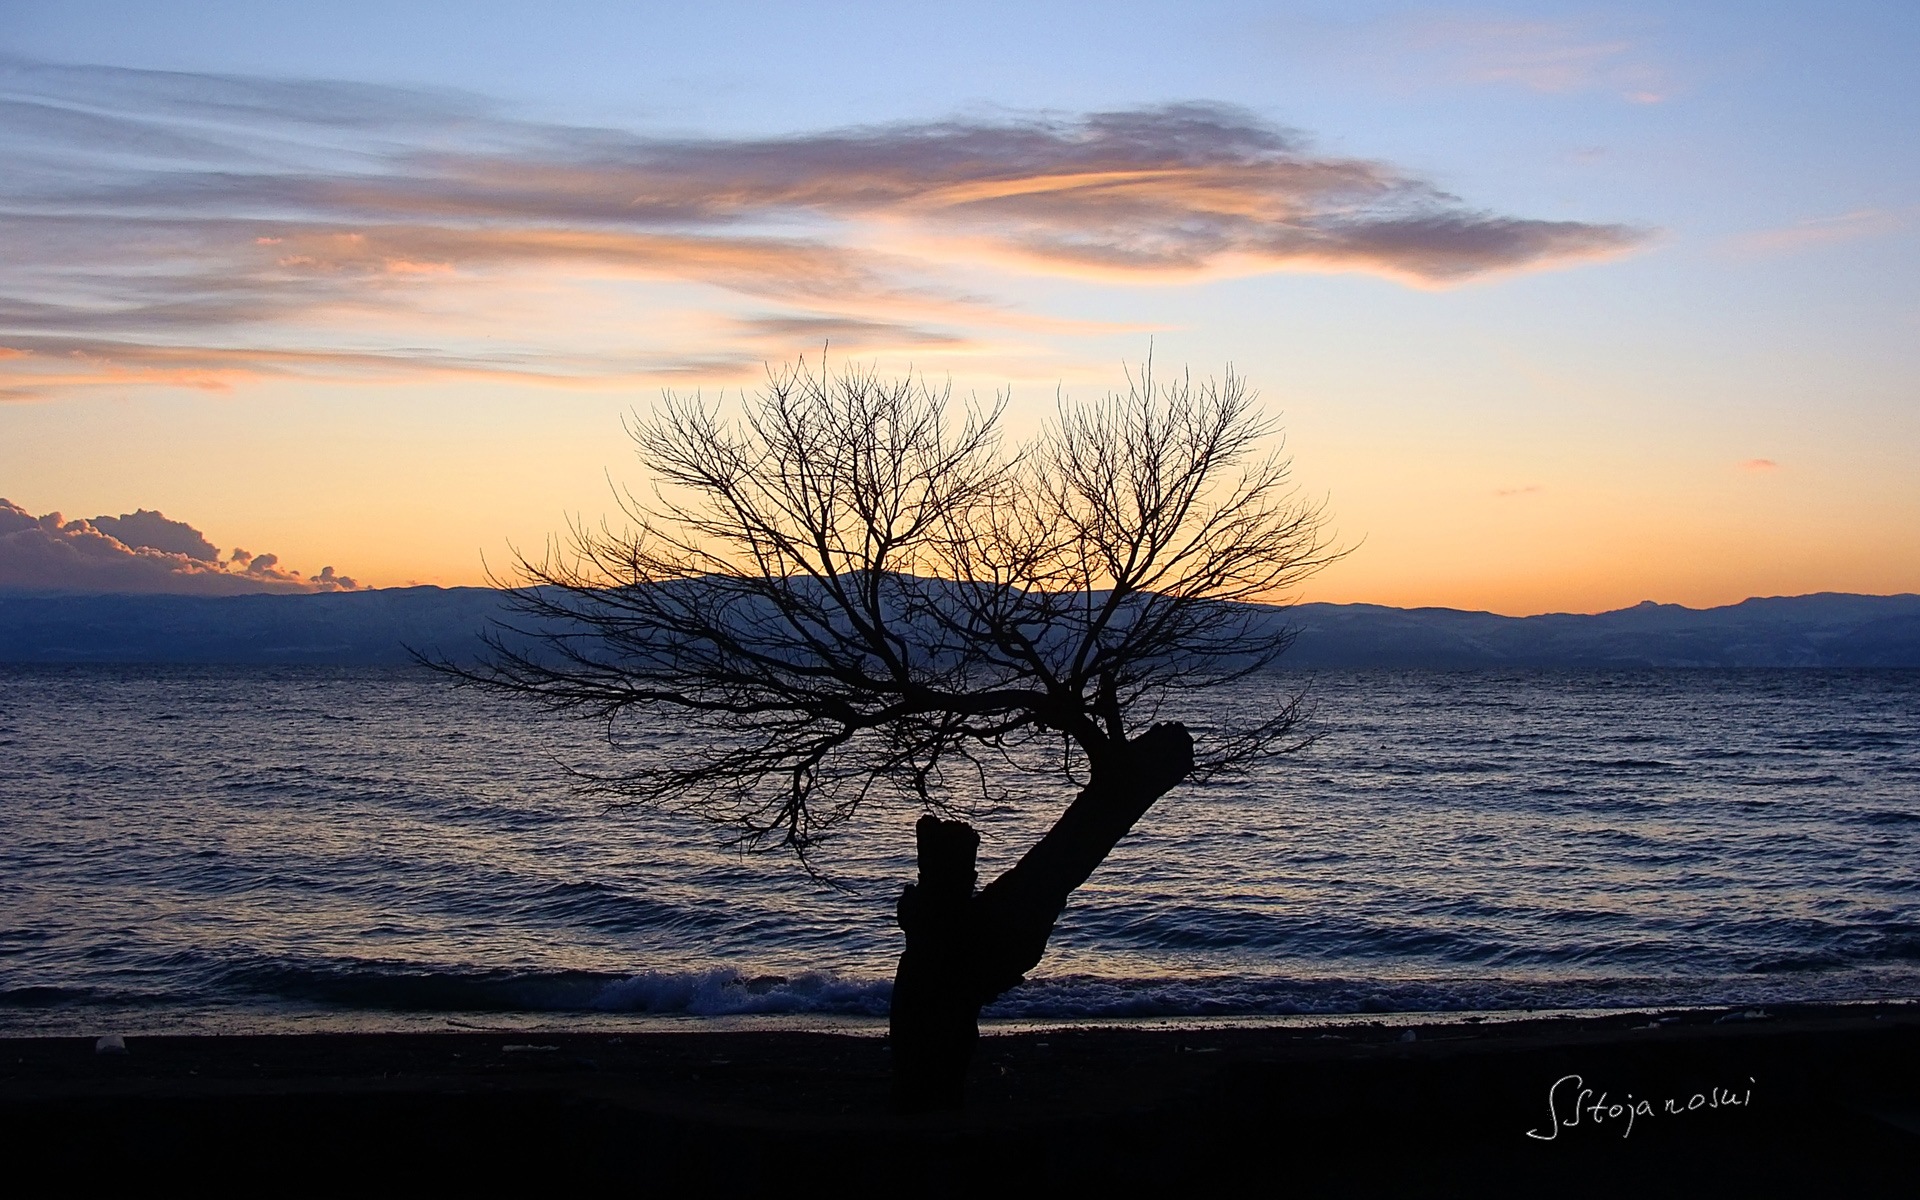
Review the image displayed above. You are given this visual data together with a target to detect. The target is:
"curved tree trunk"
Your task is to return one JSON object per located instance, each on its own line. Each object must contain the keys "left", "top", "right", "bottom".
{"left": 889, "top": 722, "right": 1195, "bottom": 1111}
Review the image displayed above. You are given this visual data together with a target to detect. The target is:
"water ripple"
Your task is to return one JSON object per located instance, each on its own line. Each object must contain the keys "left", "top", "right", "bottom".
{"left": 2, "top": 664, "right": 1917, "bottom": 1031}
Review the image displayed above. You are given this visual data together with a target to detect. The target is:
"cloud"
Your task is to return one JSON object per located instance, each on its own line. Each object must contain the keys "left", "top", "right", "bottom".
{"left": 1739, "top": 458, "right": 1781, "bottom": 472}
{"left": 0, "top": 497, "right": 359, "bottom": 594}
{"left": 0, "top": 329, "right": 770, "bottom": 400}
{"left": 0, "top": 60, "right": 1647, "bottom": 399}
{"left": 86, "top": 508, "right": 220, "bottom": 561}
{"left": 1724, "top": 209, "right": 1908, "bottom": 257}
{"left": 1494, "top": 484, "right": 1544, "bottom": 497}
{"left": 730, "top": 314, "right": 968, "bottom": 349}
{"left": 1392, "top": 16, "right": 1672, "bottom": 103}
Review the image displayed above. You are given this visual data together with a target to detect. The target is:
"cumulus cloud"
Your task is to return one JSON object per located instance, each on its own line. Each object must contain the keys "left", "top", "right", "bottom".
{"left": 0, "top": 59, "right": 1647, "bottom": 399}
{"left": 85, "top": 508, "right": 219, "bottom": 561}
{"left": 0, "top": 497, "right": 358, "bottom": 594}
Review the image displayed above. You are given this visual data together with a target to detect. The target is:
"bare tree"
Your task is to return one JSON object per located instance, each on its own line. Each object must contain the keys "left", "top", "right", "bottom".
{"left": 452, "top": 355, "right": 1335, "bottom": 1109}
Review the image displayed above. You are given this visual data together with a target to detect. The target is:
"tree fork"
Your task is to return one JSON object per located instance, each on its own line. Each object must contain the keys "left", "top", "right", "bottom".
{"left": 888, "top": 722, "right": 1196, "bottom": 1111}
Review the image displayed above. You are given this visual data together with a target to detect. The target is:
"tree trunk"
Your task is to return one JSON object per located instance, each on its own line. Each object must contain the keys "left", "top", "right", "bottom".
{"left": 888, "top": 722, "right": 1195, "bottom": 1111}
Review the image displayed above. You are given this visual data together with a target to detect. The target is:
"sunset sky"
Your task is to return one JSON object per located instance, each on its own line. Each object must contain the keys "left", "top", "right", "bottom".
{"left": 2, "top": 1, "right": 1916, "bottom": 614}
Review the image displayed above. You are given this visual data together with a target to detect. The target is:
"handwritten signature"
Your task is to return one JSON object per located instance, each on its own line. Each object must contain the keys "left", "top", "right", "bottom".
{"left": 1525, "top": 1074, "right": 1755, "bottom": 1140}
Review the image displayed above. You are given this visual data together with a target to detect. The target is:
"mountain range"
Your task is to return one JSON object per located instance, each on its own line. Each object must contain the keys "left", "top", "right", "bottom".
{"left": 2, "top": 587, "right": 1918, "bottom": 668}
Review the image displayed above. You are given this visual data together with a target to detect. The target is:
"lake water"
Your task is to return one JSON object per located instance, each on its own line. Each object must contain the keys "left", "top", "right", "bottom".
{"left": 2, "top": 666, "right": 1916, "bottom": 1034}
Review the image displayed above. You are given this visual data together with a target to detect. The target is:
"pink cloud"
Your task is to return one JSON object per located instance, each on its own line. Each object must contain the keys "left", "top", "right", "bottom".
{"left": 0, "top": 65, "right": 1650, "bottom": 400}
{"left": 1725, "top": 209, "right": 1907, "bottom": 258}
{"left": 0, "top": 498, "right": 359, "bottom": 594}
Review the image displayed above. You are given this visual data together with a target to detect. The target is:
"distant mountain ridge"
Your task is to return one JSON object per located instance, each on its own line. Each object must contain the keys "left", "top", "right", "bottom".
{"left": 2, "top": 587, "right": 1918, "bottom": 668}
{"left": 1280, "top": 593, "right": 1920, "bottom": 668}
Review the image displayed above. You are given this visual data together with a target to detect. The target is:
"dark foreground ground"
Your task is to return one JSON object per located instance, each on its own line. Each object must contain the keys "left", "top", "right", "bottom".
{"left": 4, "top": 1004, "right": 1916, "bottom": 1195}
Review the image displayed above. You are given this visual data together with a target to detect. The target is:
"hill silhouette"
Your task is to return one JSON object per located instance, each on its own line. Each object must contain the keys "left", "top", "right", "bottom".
{"left": 3, "top": 588, "right": 1918, "bottom": 668}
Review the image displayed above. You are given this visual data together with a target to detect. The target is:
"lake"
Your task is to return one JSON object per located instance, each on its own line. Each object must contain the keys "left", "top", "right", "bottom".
{"left": 2, "top": 666, "right": 1916, "bottom": 1033}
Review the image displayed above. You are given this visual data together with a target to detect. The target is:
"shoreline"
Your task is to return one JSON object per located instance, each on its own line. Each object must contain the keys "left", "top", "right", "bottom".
{"left": 10, "top": 994, "right": 1917, "bottom": 1040}
{"left": 7, "top": 1001, "right": 1915, "bottom": 1192}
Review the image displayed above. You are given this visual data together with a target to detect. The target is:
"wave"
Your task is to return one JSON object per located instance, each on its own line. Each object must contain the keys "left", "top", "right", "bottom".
{"left": 1850, "top": 809, "right": 1920, "bottom": 827}
{"left": 202, "top": 958, "right": 893, "bottom": 1016}
{"left": 12, "top": 956, "right": 1920, "bottom": 1024}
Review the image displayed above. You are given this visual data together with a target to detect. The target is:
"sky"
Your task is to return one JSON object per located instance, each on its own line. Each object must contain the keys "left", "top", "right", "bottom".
{"left": 1, "top": 0, "right": 1915, "bottom": 614}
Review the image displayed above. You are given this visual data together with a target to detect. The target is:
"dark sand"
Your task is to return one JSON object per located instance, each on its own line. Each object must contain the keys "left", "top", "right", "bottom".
{"left": 5, "top": 1004, "right": 1916, "bottom": 1194}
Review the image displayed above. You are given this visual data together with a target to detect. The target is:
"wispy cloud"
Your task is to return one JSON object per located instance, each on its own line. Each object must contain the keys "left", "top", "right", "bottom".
{"left": 1494, "top": 484, "right": 1543, "bottom": 497}
{"left": 1724, "top": 208, "right": 1908, "bottom": 257}
{"left": 1396, "top": 16, "right": 1673, "bottom": 103}
{"left": 1739, "top": 458, "right": 1781, "bottom": 472}
{"left": 0, "top": 59, "right": 1647, "bottom": 400}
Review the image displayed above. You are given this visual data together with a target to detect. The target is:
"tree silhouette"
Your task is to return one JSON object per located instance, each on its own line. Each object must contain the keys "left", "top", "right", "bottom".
{"left": 456, "top": 356, "right": 1334, "bottom": 1109}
